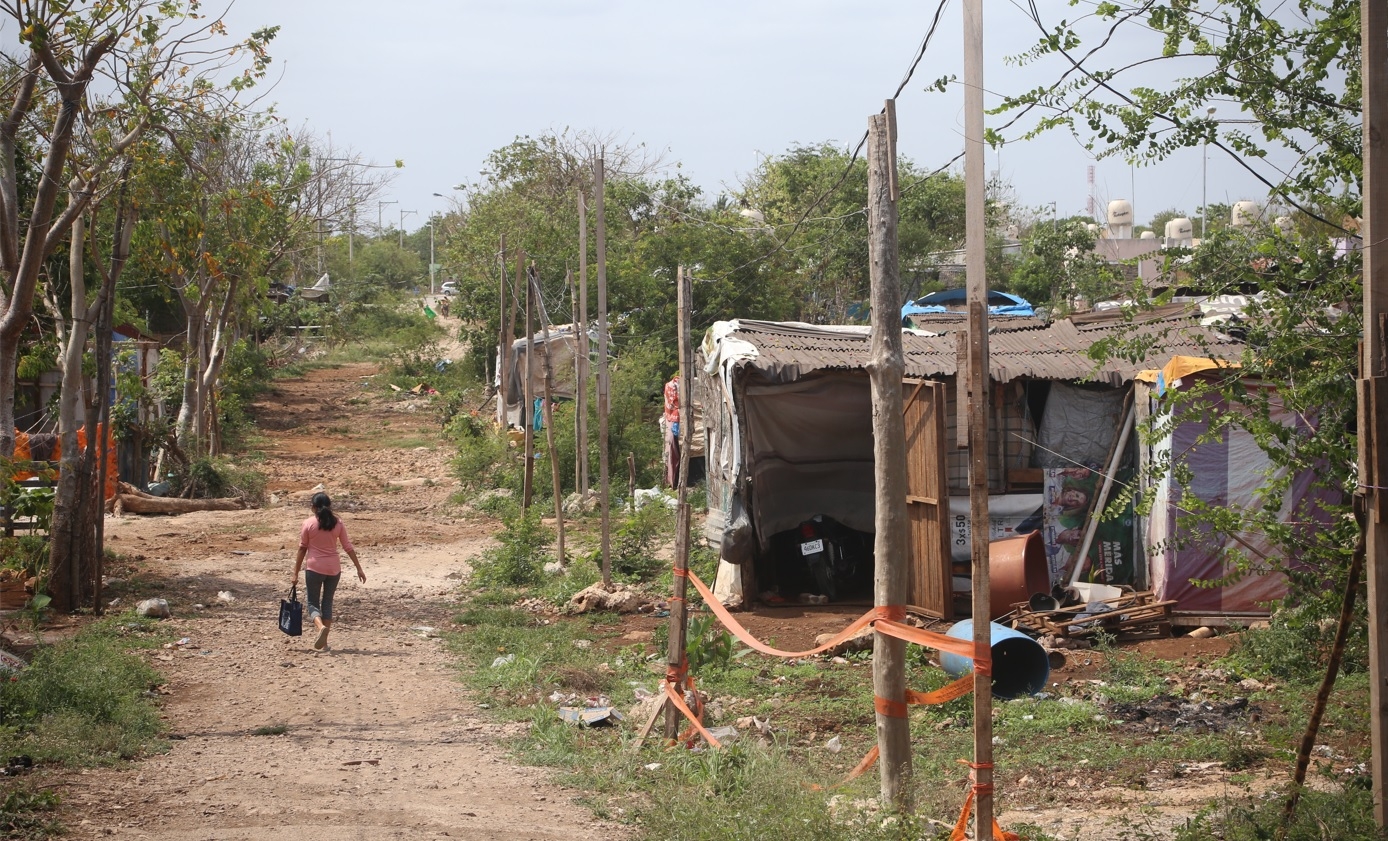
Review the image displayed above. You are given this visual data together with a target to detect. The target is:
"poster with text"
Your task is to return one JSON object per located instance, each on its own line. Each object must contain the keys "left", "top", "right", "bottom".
{"left": 1041, "top": 466, "right": 1136, "bottom": 585}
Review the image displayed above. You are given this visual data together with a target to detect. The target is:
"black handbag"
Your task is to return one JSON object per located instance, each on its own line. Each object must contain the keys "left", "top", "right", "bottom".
{"left": 278, "top": 584, "right": 303, "bottom": 636}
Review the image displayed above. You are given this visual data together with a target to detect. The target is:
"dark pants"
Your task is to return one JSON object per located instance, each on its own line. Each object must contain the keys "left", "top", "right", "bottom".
{"left": 305, "top": 570, "right": 341, "bottom": 623}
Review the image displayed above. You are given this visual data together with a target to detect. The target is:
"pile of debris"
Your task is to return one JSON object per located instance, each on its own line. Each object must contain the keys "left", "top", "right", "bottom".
{"left": 1003, "top": 589, "right": 1177, "bottom": 642}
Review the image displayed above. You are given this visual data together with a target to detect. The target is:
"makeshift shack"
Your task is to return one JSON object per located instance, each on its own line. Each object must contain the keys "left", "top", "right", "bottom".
{"left": 1134, "top": 356, "right": 1337, "bottom": 620}
{"left": 700, "top": 308, "right": 1248, "bottom": 618}
{"left": 496, "top": 323, "right": 610, "bottom": 428}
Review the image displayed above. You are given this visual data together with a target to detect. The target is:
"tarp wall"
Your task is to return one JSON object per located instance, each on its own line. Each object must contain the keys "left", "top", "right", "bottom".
{"left": 743, "top": 373, "right": 877, "bottom": 545}
{"left": 1140, "top": 375, "right": 1327, "bottom": 614}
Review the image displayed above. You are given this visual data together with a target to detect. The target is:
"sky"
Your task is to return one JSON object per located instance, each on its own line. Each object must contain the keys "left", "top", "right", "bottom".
{"left": 40, "top": 2, "right": 1298, "bottom": 233}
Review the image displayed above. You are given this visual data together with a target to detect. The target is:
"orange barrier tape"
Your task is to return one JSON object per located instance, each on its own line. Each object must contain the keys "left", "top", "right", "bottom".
{"left": 664, "top": 679, "right": 721, "bottom": 749}
{"left": 948, "top": 788, "right": 1018, "bottom": 841}
{"left": 686, "top": 569, "right": 895, "bottom": 658}
{"left": 872, "top": 619, "right": 986, "bottom": 665}
{"left": 905, "top": 675, "right": 975, "bottom": 706}
{"left": 873, "top": 696, "right": 909, "bottom": 719}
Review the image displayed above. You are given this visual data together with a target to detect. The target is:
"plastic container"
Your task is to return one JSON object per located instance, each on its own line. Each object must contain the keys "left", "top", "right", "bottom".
{"left": 940, "top": 618, "right": 1050, "bottom": 699}
{"left": 986, "top": 531, "right": 1051, "bottom": 619}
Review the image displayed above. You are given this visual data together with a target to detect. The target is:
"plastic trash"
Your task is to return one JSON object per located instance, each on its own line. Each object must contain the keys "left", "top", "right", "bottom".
{"left": 491, "top": 654, "right": 515, "bottom": 668}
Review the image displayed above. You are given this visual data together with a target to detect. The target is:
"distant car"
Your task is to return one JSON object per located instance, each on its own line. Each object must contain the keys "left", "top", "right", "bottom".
{"left": 439, "top": 281, "right": 459, "bottom": 295}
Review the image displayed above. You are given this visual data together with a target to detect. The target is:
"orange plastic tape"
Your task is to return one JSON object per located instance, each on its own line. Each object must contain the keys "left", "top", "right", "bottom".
{"left": 686, "top": 569, "right": 894, "bottom": 658}
{"left": 872, "top": 619, "right": 985, "bottom": 664}
{"left": 874, "top": 696, "right": 909, "bottom": 719}
{"left": 663, "top": 681, "right": 721, "bottom": 749}
{"left": 948, "top": 788, "right": 1018, "bottom": 841}
{"left": 905, "top": 675, "right": 974, "bottom": 706}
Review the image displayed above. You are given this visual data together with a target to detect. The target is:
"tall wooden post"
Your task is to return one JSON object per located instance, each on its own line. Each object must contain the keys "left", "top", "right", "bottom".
{"left": 1360, "top": 0, "right": 1388, "bottom": 826}
{"left": 596, "top": 156, "right": 613, "bottom": 585}
{"left": 867, "top": 106, "right": 912, "bottom": 810}
{"left": 964, "top": 0, "right": 996, "bottom": 832}
{"left": 568, "top": 268, "right": 581, "bottom": 493}
{"left": 578, "top": 192, "right": 591, "bottom": 496}
{"left": 497, "top": 235, "right": 509, "bottom": 427}
{"left": 521, "top": 253, "right": 534, "bottom": 510}
{"left": 532, "top": 267, "right": 566, "bottom": 565}
{"left": 664, "top": 265, "right": 694, "bottom": 739}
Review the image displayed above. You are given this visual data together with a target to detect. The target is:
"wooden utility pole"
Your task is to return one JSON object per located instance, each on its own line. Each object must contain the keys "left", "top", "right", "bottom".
{"left": 497, "top": 235, "right": 509, "bottom": 427}
{"left": 664, "top": 265, "right": 695, "bottom": 740}
{"left": 568, "top": 268, "right": 581, "bottom": 493}
{"left": 866, "top": 105, "right": 912, "bottom": 810}
{"left": 578, "top": 192, "right": 591, "bottom": 496}
{"left": 964, "top": 0, "right": 996, "bottom": 832}
{"left": 1360, "top": 0, "right": 1388, "bottom": 826}
{"left": 596, "top": 155, "right": 613, "bottom": 586}
{"left": 521, "top": 253, "right": 534, "bottom": 510}
{"left": 532, "top": 266, "right": 565, "bottom": 565}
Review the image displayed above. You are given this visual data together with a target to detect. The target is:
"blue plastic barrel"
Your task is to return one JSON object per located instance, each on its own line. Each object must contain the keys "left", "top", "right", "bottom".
{"left": 939, "top": 619, "right": 1050, "bottom": 700}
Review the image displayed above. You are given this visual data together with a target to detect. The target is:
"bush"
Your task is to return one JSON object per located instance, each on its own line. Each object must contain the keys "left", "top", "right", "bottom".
{"left": 168, "top": 456, "right": 267, "bottom": 504}
{"left": 586, "top": 502, "right": 673, "bottom": 580}
{"left": 470, "top": 505, "right": 553, "bottom": 588}
{"left": 0, "top": 619, "right": 167, "bottom": 765}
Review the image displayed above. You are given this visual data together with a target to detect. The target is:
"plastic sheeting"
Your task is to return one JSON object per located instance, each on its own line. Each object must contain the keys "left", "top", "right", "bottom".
{"left": 1141, "top": 376, "right": 1331, "bottom": 615}
{"left": 1034, "top": 382, "right": 1127, "bottom": 469}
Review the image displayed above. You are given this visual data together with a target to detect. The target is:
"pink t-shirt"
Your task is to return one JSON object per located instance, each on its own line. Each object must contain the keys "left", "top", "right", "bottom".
{"left": 300, "top": 517, "right": 354, "bottom": 576}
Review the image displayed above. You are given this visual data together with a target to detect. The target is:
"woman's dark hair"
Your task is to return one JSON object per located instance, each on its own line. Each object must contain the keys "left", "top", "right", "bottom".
{"left": 310, "top": 492, "right": 338, "bottom": 531}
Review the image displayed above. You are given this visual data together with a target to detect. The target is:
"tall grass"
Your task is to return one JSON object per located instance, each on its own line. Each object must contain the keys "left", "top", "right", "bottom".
{"left": 0, "top": 616, "right": 168, "bottom": 765}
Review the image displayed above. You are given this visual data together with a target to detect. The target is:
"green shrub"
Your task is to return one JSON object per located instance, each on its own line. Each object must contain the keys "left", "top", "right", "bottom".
{"left": 168, "top": 456, "right": 267, "bottom": 504}
{"left": 470, "top": 505, "right": 553, "bottom": 588}
{"left": 0, "top": 621, "right": 166, "bottom": 765}
{"left": 450, "top": 414, "right": 522, "bottom": 495}
{"left": 586, "top": 502, "right": 673, "bottom": 580}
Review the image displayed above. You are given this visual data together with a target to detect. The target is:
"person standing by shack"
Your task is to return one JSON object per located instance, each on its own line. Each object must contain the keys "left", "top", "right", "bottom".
{"left": 290, "top": 492, "right": 365, "bottom": 651}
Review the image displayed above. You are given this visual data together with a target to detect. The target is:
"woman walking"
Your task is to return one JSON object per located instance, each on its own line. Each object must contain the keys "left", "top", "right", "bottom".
{"left": 290, "top": 492, "right": 365, "bottom": 651}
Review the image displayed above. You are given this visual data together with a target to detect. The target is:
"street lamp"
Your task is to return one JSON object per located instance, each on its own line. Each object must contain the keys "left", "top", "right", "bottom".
{"left": 398, "top": 209, "right": 416, "bottom": 249}
{"left": 377, "top": 200, "right": 396, "bottom": 234}
{"left": 1202, "top": 106, "right": 1216, "bottom": 238}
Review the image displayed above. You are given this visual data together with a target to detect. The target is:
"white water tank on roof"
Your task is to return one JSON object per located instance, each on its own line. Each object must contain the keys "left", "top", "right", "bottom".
{"left": 1275, "top": 215, "right": 1295, "bottom": 236}
{"left": 1107, "top": 200, "right": 1134, "bottom": 239}
{"left": 1140, "top": 230, "right": 1156, "bottom": 240}
{"left": 1232, "top": 200, "right": 1261, "bottom": 228}
{"left": 1165, "top": 217, "right": 1194, "bottom": 247}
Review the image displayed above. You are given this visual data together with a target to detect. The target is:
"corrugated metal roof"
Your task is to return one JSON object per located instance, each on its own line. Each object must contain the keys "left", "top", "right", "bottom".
{"left": 724, "top": 309, "right": 1239, "bottom": 385}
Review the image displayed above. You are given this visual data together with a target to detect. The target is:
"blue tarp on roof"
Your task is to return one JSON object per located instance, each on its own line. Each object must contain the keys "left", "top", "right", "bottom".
{"left": 901, "top": 289, "right": 1034, "bottom": 319}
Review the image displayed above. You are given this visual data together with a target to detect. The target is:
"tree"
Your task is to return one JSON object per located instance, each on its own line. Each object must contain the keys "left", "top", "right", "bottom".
{"left": 997, "top": 1, "right": 1360, "bottom": 632}
{"left": 0, "top": 0, "right": 275, "bottom": 462}
{"left": 737, "top": 143, "right": 968, "bottom": 322}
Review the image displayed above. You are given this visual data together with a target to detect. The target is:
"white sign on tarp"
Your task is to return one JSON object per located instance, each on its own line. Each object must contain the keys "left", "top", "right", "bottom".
{"left": 947, "top": 494, "right": 1044, "bottom": 563}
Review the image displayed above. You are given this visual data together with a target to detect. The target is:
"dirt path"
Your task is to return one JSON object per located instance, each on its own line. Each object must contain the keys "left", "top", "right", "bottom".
{"left": 52, "top": 358, "right": 622, "bottom": 840}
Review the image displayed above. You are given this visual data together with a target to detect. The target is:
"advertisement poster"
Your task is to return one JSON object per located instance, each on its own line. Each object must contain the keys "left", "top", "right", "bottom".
{"left": 1041, "top": 467, "right": 1136, "bottom": 585}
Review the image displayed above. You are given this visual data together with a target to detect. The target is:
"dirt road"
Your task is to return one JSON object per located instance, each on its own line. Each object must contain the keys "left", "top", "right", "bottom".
{"left": 54, "top": 361, "right": 621, "bottom": 840}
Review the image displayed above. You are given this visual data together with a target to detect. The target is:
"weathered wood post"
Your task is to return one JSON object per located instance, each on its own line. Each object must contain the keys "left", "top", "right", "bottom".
{"left": 964, "top": 0, "right": 996, "bottom": 831}
{"left": 664, "top": 265, "right": 695, "bottom": 740}
{"left": 595, "top": 155, "right": 612, "bottom": 586}
{"left": 866, "top": 104, "right": 911, "bottom": 810}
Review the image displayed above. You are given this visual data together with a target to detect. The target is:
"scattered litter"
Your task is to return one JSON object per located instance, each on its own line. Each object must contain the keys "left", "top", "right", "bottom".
{"left": 0, "top": 650, "right": 26, "bottom": 674}
{"left": 825, "top": 735, "right": 842, "bottom": 753}
{"left": 633, "top": 686, "right": 654, "bottom": 701}
{"left": 1, "top": 755, "right": 33, "bottom": 777}
{"left": 163, "top": 637, "right": 193, "bottom": 650}
{"left": 558, "top": 706, "right": 624, "bottom": 727}
{"left": 136, "top": 598, "right": 171, "bottom": 618}
{"left": 644, "top": 762, "right": 662, "bottom": 771}
{"left": 216, "top": 591, "right": 236, "bottom": 603}
{"left": 412, "top": 626, "right": 440, "bottom": 639}
{"left": 341, "top": 759, "right": 380, "bottom": 766}
{"left": 543, "top": 561, "right": 564, "bottom": 574}
{"left": 798, "top": 593, "right": 828, "bottom": 605}
{"left": 491, "top": 654, "right": 515, "bottom": 668}
{"left": 230, "top": 550, "right": 252, "bottom": 556}
{"left": 632, "top": 487, "right": 677, "bottom": 510}
{"left": 705, "top": 726, "right": 740, "bottom": 745}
